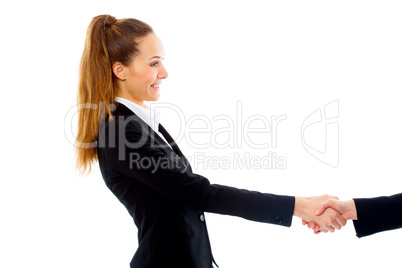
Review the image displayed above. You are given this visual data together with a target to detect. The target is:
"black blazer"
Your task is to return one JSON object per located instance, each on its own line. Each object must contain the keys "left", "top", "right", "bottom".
{"left": 97, "top": 103, "right": 295, "bottom": 268}
{"left": 353, "top": 193, "right": 402, "bottom": 238}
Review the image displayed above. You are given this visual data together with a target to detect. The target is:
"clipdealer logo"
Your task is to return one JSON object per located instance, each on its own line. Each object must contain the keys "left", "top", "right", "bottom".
{"left": 190, "top": 151, "right": 286, "bottom": 170}
{"left": 301, "top": 100, "right": 339, "bottom": 168}
{"left": 65, "top": 100, "right": 339, "bottom": 170}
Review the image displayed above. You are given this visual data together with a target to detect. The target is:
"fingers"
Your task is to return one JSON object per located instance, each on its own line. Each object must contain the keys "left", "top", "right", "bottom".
{"left": 303, "top": 220, "right": 321, "bottom": 235}
{"left": 317, "top": 208, "right": 342, "bottom": 233}
{"left": 330, "top": 220, "right": 342, "bottom": 231}
{"left": 337, "top": 214, "right": 347, "bottom": 227}
{"left": 302, "top": 219, "right": 319, "bottom": 235}
{"left": 329, "top": 212, "right": 345, "bottom": 231}
{"left": 302, "top": 219, "right": 317, "bottom": 230}
{"left": 327, "top": 226, "right": 336, "bottom": 233}
{"left": 307, "top": 222, "right": 316, "bottom": 229}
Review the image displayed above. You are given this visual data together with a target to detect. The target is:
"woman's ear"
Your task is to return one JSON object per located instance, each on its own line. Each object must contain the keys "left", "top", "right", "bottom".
{"left": 112, "top": 62, "right": 126, "bottom": 81}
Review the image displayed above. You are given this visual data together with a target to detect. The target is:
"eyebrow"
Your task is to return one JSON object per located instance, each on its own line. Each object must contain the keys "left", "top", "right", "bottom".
{"left": 148, "top": 56, "right": 165, "bottom": 61}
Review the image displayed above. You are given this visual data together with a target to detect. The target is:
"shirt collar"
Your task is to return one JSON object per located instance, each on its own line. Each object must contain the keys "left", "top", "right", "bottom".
{"left": 115, "top": 97, "right": 161, "bottom": 132}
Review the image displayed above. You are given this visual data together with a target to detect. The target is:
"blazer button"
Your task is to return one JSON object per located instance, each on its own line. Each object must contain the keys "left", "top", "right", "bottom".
{"left": 274, "top": 216, "right": 282, "bottom": 224}
{"left": 200, "top": 214, "right": 205, "bottom": 222}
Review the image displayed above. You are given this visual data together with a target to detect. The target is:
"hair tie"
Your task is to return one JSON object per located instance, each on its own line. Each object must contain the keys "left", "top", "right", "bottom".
{"left": 102, "top": 15, "right": 116, "bottom": 30}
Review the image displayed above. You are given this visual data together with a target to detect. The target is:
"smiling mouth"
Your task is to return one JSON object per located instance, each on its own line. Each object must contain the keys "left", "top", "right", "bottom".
{"left": 151, "top": 84, "right": 160, "bottom": 88}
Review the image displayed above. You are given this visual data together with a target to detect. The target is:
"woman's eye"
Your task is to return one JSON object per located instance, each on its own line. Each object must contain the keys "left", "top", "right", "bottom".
{"left": 150, "top": 61, "right": 159, "bottom": 67}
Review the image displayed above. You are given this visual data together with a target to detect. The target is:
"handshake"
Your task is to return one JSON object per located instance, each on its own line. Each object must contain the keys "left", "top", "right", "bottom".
{"left": 295, "top": 195, "right": 357, "bottom": 234}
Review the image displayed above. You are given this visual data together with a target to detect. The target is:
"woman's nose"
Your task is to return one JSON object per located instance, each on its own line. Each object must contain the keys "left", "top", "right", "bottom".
{"left": 158, "top": 64, "right": 168, "bottom": 79}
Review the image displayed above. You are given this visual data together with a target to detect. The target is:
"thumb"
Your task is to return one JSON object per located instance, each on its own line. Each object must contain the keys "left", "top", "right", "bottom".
{"left": 315, "top": 200, "right": 331, "bottom": 216}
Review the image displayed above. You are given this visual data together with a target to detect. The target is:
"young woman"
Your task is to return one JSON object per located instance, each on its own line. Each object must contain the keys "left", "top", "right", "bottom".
{"left": 76, "top": 14, "right": 345, "bottom": 268}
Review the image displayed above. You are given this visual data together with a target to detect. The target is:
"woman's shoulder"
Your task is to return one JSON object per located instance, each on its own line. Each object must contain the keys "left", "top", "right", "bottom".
{"left": 102, "top": 103, "right": 147, "bottom": 128}
{"left": 98, "top": 103, "right": 151, "bottom": 145}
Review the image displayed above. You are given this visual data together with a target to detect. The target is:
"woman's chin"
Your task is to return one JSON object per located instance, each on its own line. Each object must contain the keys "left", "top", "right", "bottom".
{"left": 147, "top": 94, "right": 161, "bottom": 102}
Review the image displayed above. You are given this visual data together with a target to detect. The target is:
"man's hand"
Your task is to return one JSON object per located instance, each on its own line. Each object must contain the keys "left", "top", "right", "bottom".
{"left": 294, "top": 195, "right": 347, "bottom": 233}
{"left": 302, "top": 198, "right": 357, "bottom": 234}
{"left": 316, "top": 199, "right": 357, "bottom": 220}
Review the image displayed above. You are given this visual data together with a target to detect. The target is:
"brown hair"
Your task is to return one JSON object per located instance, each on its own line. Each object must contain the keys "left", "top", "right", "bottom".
{"left": 75, "top": 14, "right": 153, "bottom": 175}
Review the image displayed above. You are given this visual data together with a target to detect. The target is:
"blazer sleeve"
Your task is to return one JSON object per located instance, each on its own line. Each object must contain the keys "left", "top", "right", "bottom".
{"left": 353, "top": 193, "right": 402, "bottom": 238}
{"left": 101, "top": 117, "right": 295, "bottom": 227}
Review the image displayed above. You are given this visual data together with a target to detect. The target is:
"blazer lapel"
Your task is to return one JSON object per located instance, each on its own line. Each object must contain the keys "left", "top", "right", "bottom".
{"left": 156, "top": 123, "right": 192, "bottom": 172}
{"left": 115, "top": 103, "right": 192, "bottom": 172}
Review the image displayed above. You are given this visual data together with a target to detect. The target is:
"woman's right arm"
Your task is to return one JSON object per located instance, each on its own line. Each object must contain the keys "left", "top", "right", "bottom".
{"left": 98, "top": 115, "right": 343, "bottom": 231}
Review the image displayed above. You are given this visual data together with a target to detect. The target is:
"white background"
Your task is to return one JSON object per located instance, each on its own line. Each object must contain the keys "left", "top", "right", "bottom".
{"left": 1, "top": 1, "right": 402, "bottom": 267}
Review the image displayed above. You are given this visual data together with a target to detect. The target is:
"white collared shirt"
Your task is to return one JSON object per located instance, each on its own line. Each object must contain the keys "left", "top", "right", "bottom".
{"left": 115, "top": 97, "right": 172, "bottom": 149}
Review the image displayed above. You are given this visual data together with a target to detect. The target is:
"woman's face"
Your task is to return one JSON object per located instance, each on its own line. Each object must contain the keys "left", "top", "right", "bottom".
{"left": 117, "top": 33, "right": 168, "bottom": 107}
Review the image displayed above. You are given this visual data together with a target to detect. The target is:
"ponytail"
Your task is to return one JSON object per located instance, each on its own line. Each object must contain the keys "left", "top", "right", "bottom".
{"left": 75, "top": 14, "right": 153, "bottom": 175}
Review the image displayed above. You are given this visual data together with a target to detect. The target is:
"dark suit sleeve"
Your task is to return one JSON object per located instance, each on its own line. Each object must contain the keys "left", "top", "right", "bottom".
{"left": 353, "top": 193, "right": 402, "bottom": 238}
{"left": 103, "top": 118, "right": 295, "bottom": 227}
